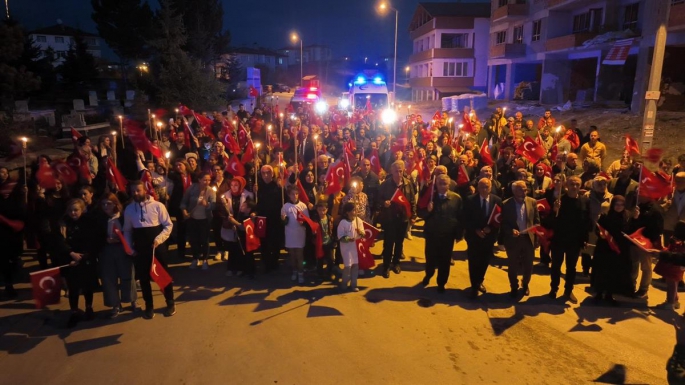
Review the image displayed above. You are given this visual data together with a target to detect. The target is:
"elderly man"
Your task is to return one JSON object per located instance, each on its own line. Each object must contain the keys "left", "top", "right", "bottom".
{"left": 376, "top": 160, "right": 417, "bottom": 278}
{"left": 418, "top": 175, "right": 463, "bottom": 293}
{"left": 353, "top": 157, "right": 380, "bottom": 209}
{"left": 579, "top": 129, "right": 607, "bottom": 169}
{"left": 255, "top": 165, "right": 284, "bottom": 273}
{"left": 464, "top": 178, "right": 503, "bottom": 298}
{"left": 501, "top": 180, "right": 540, "bottom": 298}
{"left": 549, "top": 176, "right": 591, "bottom": 303}
{"left": 581, "top": 176, "right": 612, "bottom": 278}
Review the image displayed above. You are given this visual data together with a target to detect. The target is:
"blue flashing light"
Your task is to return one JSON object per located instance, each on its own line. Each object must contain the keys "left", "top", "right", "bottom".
{"left": 354, "top": 76, "right": 366, "bottom": 85}
{"left": 373, "top": 76, "right": 383, "bottom": 85}
{"left": 348, "top": 82, "right": 352, "bottom": 88}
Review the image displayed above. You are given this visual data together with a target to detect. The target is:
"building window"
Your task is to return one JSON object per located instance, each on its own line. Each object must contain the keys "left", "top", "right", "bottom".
{"left": 442, "top": 61, "right": 469, "bottom": 77}
{"left": 623, "top": 3, "right": 639, "bottom": 31}
{"left": 495, "top": 31, "right": 507, "bottom": 45}
{"left": 513, "top": 25, "right": 523, "bottom": 44}
{"left": 441, "top": 33, "right": 469, "bottom": 48}
{"left": 673, "top": 0, "right": 685, "bottom": 5}
{"left": 278, "top": 58, "right": 283, "bottom": 65}
{"left": 532, "top": 19, "right": 542, "bottom": 41}
{"left": 573, "top": 12, "right": 590, "bottom": 33}
{"left": 36, "top": 35, "right": 47, "bottom": 42}
{"left": 498, "top": 0, "right": 508, "bottom": 7}
{"left": 55, "top": 36, "right": 64, "bottom": 43}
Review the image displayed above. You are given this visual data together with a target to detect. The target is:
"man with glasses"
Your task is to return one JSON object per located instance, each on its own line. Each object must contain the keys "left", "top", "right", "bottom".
{"left": 255, "top": 165, "right": 284, "bottom": 272}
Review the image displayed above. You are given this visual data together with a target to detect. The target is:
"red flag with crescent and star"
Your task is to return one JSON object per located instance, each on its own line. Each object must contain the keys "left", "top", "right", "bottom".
{"left": 536, "top": 198, "right": 551, "bottom": 215}
{"left": 36, "top": 164, "right": 57, "bottom": 189}
{"left": 325, "top": 160, "right": 346, "bottom": 194}
{"left": 625, "top": 135, "right": 640, "bottom": 156}
{"left": 295, "top": 210, "right": 324, "bottom": 258}
{"left": 30, "top": 267, "right": 62, "bottom": 308}
{"left": 150, "top": 254, "right": 172, "bottom": 291}
{"left": 488, "top": 204, "right": 502, "bottom": 227}
{"left": 391, "top": 188, "right": 412, "bottom": 218}
{"left": 596, "top": 223, "right": 621, "bottom": 254}
{"left": 516, "top": 136, "right": 546, "bottom": 164}
{"left": 296, "top": 179, "right": 310, "bottom": 205}
{"left": 244, "top": 218, "right": 261, "bottom": 252}
{"left": 369, "top": 149, "right": 382, "bottom": 174}
{"left": 106, "top": 157, "right": 128, "bottom": 192}
{"left": 479, "top": 138, "right": 493, "bottom": 166}
{"left": 255, "top": 216, "right": 267, "bottom": 238}
{"left": 356, "top": 239, "right": 375, "bottom": 269}
{"left": 70, "top": 127, "right": 82, "bottom": 144}
{"left": 624, "top": 227, "right": 655, "bottom": 252}
{"left": 457, "top": 164, "right": 470, "bottom": 186}
{"left": 225, "top": 154, "right": 245, "bottom": 177}
{"left": 418, "top": 177, "right": 435, "bottom": 209}
{"left": 112, "top": 227, "right": 134, "bottom": 255}
{"left": 639, "top": 166, "right": 672, "bottom": 200}
{"left": 531, "top": 225, "right": 554, "bottom": 254}
{"left": 361, "top": 220, "right": 380, "bottom": 247}
{"left": 241, "top": 139, "right": 255, "bottom": 164}
{"left": 50, "top": 159, "right": 78, "bottom": 185}
{"left": 67, "top": 151, "right": 92, "bottom": 180}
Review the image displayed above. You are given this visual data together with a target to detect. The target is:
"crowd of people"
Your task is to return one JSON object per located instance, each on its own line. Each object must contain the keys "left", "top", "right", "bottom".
{"left": 1, "top": 100, "right": 684, "bottom": 328}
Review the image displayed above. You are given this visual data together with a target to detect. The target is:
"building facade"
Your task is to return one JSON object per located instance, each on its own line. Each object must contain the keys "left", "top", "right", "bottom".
{"left": 408, "top": 2, "right": 491, "bottom": 102}
{"left": 487, "top": 0, "right": 685, "bottom": 109}
{"left": 277, "top": 44, "right": 332, "bottom": 66}
{"left": 28, "top": 24, "right": 102, "bottom": 67}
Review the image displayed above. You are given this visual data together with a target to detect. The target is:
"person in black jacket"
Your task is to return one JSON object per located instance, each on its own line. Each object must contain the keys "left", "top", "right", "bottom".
{"left": 629, "top": 194, "right": 665, "bottom": 298}
{"left": 418, "top": 174, "right": 463, "bottom": 293}
{"left": 549, "top": 176, "right": 591, "bottom": 303}
{"left": 255, "top": 165, "right": 284, "bottom": 273}
{"left": 53, "top": 198, "right": 100, "bottom": 328}
{"left": 464, "top": 178, "right": 502, "bottom": 299}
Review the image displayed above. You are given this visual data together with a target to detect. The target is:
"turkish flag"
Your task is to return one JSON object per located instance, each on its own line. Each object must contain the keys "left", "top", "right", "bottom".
{"left": 369, "top": 149, "right": 382, "bottom": 174}
{"left": 432, "top": 110, "right": 441, "bottom": 122}
{"left": 296, "top": 209, "right": 316, "bottom": 229}
{"left": 225, "top": 154, "right": 245, "bottom": 177}
{"left": 418, "top": 177, "right": 435, "bottom": 209}
{"left": 531, "top": 225, "right": 554, "bottom": 254}
{"left": 488, "top": 204, "right": 502, "bottom": 227}
{"left": 645, "top": 148, "right": 663, "bottom": 163}
{"left": 596, "top": 223, "right": 620, "bottom": 254}
{"left": 325, "top": 160, "right": 345, "bottom": 194}
{"left": 255, "top": 216, "right": 267, "bottom": 238}
{"left": 391, "top": 188, "right": 412, "bottom": 218}
{"left": 241, "top": 140, "right": 255, "bottom": 164}
{"left": 536, "top": 198, "right": 551, "bottom": 215}
{"left": 150, "top": 254, "right": 172, "bottom": 291}
{"left": 237, "top": 124, "right": 249, "bottom": 148}
{"left": 178, "top": 105, "right": 193, "bottom": 116}
{"left": 50, "top": 159, "right": 78, "bottom": 185}
{"left": 70, "top": 127, "right": 82, "bottom": 143}
{"left": 112, "top": 227, "right": 134, "bottom": 255}
{"left": 625, "top": 135, "right": 640, "bottom": 156}
{"left": 141, "top": 171, "right": 158, "bottom": 201}
{"left": 361, "top": 220, "right": 380, "bottom": 247}
{"left": 36, "top": 164, "right": 57, "bottom": 189}
{"left": 249, "top": 85, "right": 260, "bottom": 97}
{"left": 639, "top": 166, "right": 672, "bottom": 200}
{"left": 67, "top": 152, "right": 91, "bottom": 180}
{"left": 549, "top": 141, "right": 558, "bottom": 162}
{"left": 296, "top": 179, "right": 310, "bottom": 205}
{"left": 295, "top": 210, "right": 324, "bottom": 258}
{"left": 479, "top": 138, "right": 493, "bottom": 166}
{"left": 244, "top": 218, "right": 261, "bottom": 252}
{"left": 222, "top": 129, "right": 241, "bottom": 154}
{"left": 356, "top": 239, "right": 376, "bottom": 269}
{"left": 461, "top": 112, "right": 474, "bottom": 133}
{"left": 516, "top": 136, "right": 546, "bottom": 164}
{"left": 457, "top": 164, "right": 470, "bottom": 186}
{"left": 30, "top": 267, "right": 62, "bottom": 308}
{"left": 106, "top": 157, "right": 128, "bottom": 192}
{"left": 182, "top": 120, "right": 193, "bottom": 148}
{"left": 624, "top": 227, "right": 654, "bottom": 252}
{"left": 193, "top": 112, "right": 216, "bottom": 140}
{"left": 126, "top": 120, "right": 162, "bottom": 158}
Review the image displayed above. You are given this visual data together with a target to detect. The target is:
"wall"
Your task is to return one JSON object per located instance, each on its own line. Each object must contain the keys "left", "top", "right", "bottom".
{"left": 540, "top": 56, "right": 571, "bottom": 104}
{"left": 473, "top": 18, "right": 490, "bottom": 88}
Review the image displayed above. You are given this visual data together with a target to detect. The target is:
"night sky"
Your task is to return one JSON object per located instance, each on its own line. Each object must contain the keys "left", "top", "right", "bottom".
{"left": 11, "top": 0, "right": 489, "bottom": 64}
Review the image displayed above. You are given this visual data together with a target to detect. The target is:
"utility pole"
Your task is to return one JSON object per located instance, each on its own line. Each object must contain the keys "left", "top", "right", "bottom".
{"left": 635, "top": 0, "right": 670, "bottom": 154}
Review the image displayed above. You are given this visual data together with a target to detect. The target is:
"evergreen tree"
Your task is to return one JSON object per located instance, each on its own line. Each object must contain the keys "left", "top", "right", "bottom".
{"left": 58, "top": 33, "right": 99, "bottom": 87}
{"left": 91, "top": 0, "right": 154, "bottom": 64}
{"left": 170, "top": 0, "right": 230, "bottom": 65}
{"left": 17, "top": 35, "right": 57, "bottom": 94}
{"left": 0, "top": 19, "right": 40, "bottom": 100}
{"left": 149, "top": 0, "right": 223, "bottom": 110}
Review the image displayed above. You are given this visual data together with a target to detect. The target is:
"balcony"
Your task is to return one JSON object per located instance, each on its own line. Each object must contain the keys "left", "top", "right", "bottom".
{"left": 489, "top": 43, "right": 526, "bottom": 58}
{"left": 409, "top": 77, "right": 473, "bottom": 88}
{"left": 547, "top": 0, "right": 599, "bottom": 11}
{"left": 408, "top": 48, "right": 474, "bottom": 63}
{"left": 492, "top": 3, "right": 528, "bottom": 21}
{"left": 545, "top": 32, "right": 598, "bottom": 51}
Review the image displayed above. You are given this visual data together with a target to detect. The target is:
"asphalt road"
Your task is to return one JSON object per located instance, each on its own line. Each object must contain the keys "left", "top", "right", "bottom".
{"left": 0, "top": 223, "right": 675, "bottom": 385}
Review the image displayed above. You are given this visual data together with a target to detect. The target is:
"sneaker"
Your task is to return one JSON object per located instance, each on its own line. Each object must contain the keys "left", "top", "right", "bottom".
{"left": 109, "top": 307, "right": 120, "bottom": 319}
{"left": 143, "top": 306, "right": 155, "bottom": 319}
{"left": 163, "top": 304, "right": 177, "bottom": 317}
{"left": 84, "top": 307, "right": 95, "bottom": 321}
{"left": 222, "top": 251, "right": 228, "bottom": 261}
{"left": 351, "top": 287, "right": 360, "bottom": 292}
{"left": 202, "top": 260, "right": 209, "bottom": 270}
{"left": 225, "top": 270, "right": 234, "bottom": 277}
{"left": 214, "top": 252, "right": 222, "bottom": 261}
{"left": 298, "top": 273, "right": 304, "bottom": 284}
{"left": 382, "top": 269, "right": 390, "bottom": 279}
{"left": 291, "top": 272, "right": 298, "bottom": 281}
{"left": 392, "top": 264, "right": 401, "bottom": 274}
{"left": 189, "top": 259, "right": 198, "bottom": 269}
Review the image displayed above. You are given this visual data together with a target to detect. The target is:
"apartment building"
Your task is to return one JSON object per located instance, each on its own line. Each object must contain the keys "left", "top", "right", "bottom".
{"left": 277, "top": 44, "right": 333, "bottom": 66}
{"left": 408, "top": 2, "right": 491, "bottom": 102}
{"left": 28, "top": 23, "right": 102, "bottom": 67}
{"left": 488, "top": 0, "right": 685, "bottom": 109}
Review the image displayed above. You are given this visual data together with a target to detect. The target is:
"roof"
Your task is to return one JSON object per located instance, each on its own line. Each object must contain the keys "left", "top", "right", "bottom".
{"left": 418, "top": 2, "right": 491, "bottom": 18}
{"left": 230, "top": 46, "right": 287, "bottom": 57}
{"left": 29, "top": 24, "right": 98, "bottom": 37}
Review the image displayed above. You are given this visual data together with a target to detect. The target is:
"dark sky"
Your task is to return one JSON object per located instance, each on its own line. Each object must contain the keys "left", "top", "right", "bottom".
{"left": 12, "top": 0, "right": 488, "bottom": 64}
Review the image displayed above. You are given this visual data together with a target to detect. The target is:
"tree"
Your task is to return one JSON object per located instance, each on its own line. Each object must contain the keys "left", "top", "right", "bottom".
{"left": 149, "top": 0, "right": 223, "bottom": 110}
{"left": 170, "top": 0, "right": 230, "bottom": 65}
{"left": 17, "top": 35, "right": 57, "bottom": 95}
{"left": 58, "top": 33, "right": 99, "bottom": 87}
{"left": 0, "top": 19, "right": 40, "bottom": 101}
{"left": 91, "top": 0, "right": 154, "bottom": 64}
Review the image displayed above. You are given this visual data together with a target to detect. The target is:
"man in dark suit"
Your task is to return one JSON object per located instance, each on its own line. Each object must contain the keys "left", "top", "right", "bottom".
{"left": 418, "top": 174, "right": 463, "bottom": 293}
{"left": 501, "top": 180, "right": 540, "bottom": 298}
{"left": 464, "top": 178, "right": 503, "bottom": 299}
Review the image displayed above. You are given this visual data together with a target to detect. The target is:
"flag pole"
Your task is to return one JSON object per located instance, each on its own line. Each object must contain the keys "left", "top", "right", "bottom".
{"left": 429, "top": 175, "right": 436, "bottom": 205}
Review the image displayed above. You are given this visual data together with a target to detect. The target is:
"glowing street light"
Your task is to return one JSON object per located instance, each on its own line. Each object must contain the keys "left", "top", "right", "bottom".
{"left": 291, "top": 32, "right": 303, "bottom": 87}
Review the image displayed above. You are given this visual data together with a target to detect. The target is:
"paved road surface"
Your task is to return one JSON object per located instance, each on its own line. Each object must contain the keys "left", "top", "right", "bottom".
{"left": 0, "top": 222, "right": 675, "bottom": 385}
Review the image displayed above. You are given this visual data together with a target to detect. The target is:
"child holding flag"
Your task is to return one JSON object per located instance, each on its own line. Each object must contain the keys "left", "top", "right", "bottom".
{"left": 281, "top": 186, "right": 308, "bottom": 284}
{"left": 337, "top": 202, "right": 364, "bottom": 292}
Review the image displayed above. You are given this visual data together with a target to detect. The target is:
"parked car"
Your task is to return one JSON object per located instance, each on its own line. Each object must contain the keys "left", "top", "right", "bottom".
{"left": 274, "top": 83, "right": 291, "bottom": 92}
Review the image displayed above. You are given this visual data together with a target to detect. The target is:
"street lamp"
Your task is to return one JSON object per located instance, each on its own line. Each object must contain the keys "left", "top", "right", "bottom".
{"left": 291, "top": 32, "right": 303, "bottom": 87}
{"left": 405, "top": 66, "right": 410, "bottom": 83}
{"left": 378, "top": 1, "right": 398, "bottom": 95}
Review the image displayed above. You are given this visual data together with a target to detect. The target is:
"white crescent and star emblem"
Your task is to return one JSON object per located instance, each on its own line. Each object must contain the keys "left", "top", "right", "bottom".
{"left": 39, "top": 276, "right": 56, "bottom": 293}
{"left": 364, "top": 229, "right": 373, "bottom": 239}
{"left": 494, "top": 213, "right": 501, "bottom": 222}
{"left": 537, "top": 203, "right": 546, "bottom": 211}
{"left": 634, "top": 237, "right": 647, "bottom": 246}
{"left": 231, "top": 163, "right": 238, "bottom": 172}
{"left": 336, "top": 167, "right": 344, "bottom": 178}
{"left": 523, "top": 142, "right": 535, "bottom": 153}
{"left": 398, "top": 195, "right": 406, "bottom": 203}
{"left": 151, "top": 261, "right": 159, "bottom": 277}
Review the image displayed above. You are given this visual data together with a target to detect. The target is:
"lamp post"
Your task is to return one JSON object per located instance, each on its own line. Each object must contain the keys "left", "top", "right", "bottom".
{"left": 405, "top": 66, "right": 410, "bottom": 83}
{"left": 291, "top": 33, "right": 303, "bottom": 87}
{"left": 379, "top": 2, "right": 398, "bottom": 95}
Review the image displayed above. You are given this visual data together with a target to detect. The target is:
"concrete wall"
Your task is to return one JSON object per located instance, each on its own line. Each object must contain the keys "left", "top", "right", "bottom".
{"left": 540, "top": 56, "right": 571, "bottom": 104}
{"left": 474, "top": 18, "right": 491, "bottom": 89}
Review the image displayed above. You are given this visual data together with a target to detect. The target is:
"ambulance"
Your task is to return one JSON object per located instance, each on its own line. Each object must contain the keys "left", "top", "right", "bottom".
{"left": 340, "top": 72, "right": 392, "bottom": 111}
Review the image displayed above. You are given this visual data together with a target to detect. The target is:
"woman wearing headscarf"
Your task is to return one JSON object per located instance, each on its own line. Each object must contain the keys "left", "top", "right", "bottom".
{"left": 220, "top": 176, "right": 256, "bottom": 278}
{"left": 593, "top": 195, "right": 632, "bottom": 305}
